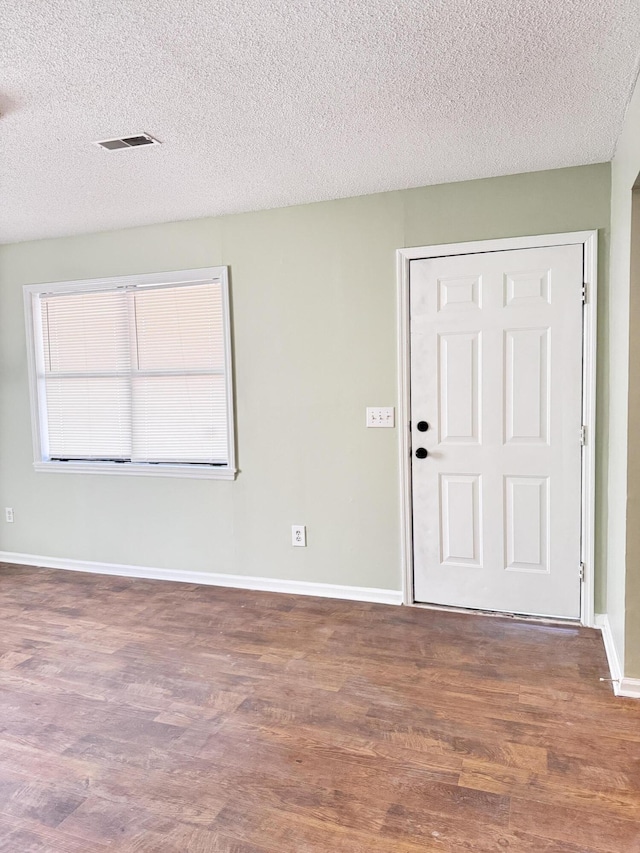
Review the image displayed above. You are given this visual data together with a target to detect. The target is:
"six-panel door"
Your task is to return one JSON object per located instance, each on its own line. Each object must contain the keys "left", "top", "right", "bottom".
{"left": 410, "top": 244, "right": 583, "bottom": 618}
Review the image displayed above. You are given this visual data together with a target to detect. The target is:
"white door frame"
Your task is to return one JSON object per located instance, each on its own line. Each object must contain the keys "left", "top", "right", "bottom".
{"left": 397, "top": 231, "right": 598, "bottom": 627}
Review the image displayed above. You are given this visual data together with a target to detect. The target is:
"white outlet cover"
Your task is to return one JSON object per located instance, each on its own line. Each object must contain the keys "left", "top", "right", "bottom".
{"left": 366, "top": 407, "right": 395, "bottom": 428}
{"left": 292, "top": 525, "right": 307, "bottom": 547}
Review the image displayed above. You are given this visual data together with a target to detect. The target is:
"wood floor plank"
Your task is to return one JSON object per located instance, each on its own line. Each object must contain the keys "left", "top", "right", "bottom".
{"left": 0, "top": 563, "right": 637, "bottom": 851}
{"left": 509, "top": 796, "right": 640, "bottom": 852}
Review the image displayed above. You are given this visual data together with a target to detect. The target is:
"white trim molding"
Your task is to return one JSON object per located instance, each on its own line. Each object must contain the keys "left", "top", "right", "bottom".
{"left": 596, "top": 613, "right": 640, "bottom": 699}
{"left": 619, "top": 679, "right": 640, "bottom": 700}
{"left": 596, "top": 613, "right": 623, "bottom": 688}
{"left": 397, "top": 231, "right": 598, "bottom": 626}
{"left": 0, "top": 551, "right": 403, "bottom": 607}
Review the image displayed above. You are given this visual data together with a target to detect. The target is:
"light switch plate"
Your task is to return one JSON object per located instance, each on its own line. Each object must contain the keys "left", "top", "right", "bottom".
{"left": 366, "top": 407, "right": 395, "bottom": 428}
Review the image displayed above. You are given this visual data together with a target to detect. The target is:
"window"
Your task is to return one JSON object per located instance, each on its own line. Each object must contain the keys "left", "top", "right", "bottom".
{"left": 24, "top": 267, "right": 236, "bottom": 479}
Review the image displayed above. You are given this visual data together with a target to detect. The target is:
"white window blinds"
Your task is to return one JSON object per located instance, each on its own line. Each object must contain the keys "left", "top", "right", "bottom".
{"left": 36, "top": 278, "right": 231, "bottom": 467}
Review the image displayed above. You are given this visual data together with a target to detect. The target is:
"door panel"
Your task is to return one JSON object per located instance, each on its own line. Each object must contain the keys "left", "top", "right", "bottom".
{"left": 410, "top": 244, "right": 583, "bottom": 618}
{"left": 439, "top": 332, "right": 480, "bottom": 443}
{"left": 504, "top": 328, "right": 549, "bottom": 444}
{"left": 504, "top": 475, "right": 549, "bottom": 573}
{"left": 440, "top": 474, "right": 482, "bottom": 567}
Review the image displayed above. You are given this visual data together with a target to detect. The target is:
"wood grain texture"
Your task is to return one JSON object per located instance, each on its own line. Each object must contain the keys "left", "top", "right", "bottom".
{"left": 0, "top": 563, "right": 637, "bottom": 852}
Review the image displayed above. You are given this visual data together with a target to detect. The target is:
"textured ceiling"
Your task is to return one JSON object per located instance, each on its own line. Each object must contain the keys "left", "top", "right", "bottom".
{"left": 2, "top": 0, "right": 640, "bottom": 244}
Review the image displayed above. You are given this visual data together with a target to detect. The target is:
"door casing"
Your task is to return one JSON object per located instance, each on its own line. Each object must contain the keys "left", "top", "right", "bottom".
{"left": 397, "top": 231, "right": 598, "bottom": 627}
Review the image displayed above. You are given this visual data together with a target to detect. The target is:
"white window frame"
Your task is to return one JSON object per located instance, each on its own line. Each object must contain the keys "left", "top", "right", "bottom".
{"left": 23, "top": 267, "right": 237, "bottom": 480}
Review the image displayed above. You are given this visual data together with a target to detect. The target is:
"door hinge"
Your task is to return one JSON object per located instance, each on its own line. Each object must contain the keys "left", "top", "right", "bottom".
{"left": 582, "top": 282, "right": 587, "bottom": 304}
{"left": 579, "top": 562, "right": 585, "bottom": 581}
{"left": 580, "top": 425, "right": 587, "bottom": 446}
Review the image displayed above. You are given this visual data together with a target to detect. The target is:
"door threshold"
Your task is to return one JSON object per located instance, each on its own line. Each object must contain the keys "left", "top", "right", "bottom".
{"left": 410, "top": 600, "right": 582, "bottom": 627}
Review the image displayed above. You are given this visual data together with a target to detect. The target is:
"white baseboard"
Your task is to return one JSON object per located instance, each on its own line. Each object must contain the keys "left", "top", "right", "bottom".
{"left": 595, "top": 613, "right": 640, "bottom": 698}
{"left": 0, "top": 550, "right": 403, "bottom": 607}
{"left": 618, "top": 677, "right": 640, "bottom": 699}
{"left": 596, "top": 613, "right": 622, "bottom": 689}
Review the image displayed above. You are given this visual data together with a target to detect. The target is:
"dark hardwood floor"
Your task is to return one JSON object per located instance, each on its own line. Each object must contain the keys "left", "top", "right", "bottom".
{"left": 0, "top": 564, "right": 637, "bottom": 851}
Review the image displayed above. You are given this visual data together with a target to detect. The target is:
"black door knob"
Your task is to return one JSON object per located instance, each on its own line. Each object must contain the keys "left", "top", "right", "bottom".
{"left": 417, "top": 421, "right": 429, "bottom": 432}
{"left": 415, "top": 447, "right": 428, "bottom": 459}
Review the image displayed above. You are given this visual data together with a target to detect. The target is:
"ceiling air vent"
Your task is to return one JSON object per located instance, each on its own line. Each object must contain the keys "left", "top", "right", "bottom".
{"left": 94, "top": 133, "right": 160, "bottom": 151}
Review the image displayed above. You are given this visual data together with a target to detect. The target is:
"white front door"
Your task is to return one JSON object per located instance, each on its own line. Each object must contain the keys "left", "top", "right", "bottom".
{"left": 410, "top": 244, "right": 584, "bottom": 619}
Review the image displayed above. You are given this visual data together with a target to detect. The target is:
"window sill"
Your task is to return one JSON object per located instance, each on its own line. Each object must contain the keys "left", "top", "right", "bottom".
{"left": 33, "top": 461, "right": 237, "bottom": 480}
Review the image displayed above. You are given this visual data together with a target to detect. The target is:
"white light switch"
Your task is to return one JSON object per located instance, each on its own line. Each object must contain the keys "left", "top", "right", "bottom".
{"left": 366, "top": 407, "right": 395, "bottom": 428}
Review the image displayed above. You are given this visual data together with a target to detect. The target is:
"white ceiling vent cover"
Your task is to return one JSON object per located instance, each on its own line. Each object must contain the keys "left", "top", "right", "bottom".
{"left": 94, "top": 133, "right": 160, "bottom": 151}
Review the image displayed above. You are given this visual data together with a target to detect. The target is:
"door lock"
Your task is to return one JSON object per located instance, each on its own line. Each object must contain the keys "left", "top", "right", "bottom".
{"left": 415, "top": 447, "right": 428, "bottom": 459}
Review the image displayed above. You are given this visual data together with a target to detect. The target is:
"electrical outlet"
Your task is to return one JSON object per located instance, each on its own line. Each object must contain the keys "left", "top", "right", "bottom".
{"left": 366, "top": 407, "right": 395, "bottom": 428}
{"left": 5, "top": 508, "right": 14, "bottom": 523}
{"left": 292, "top": 525, "right": 306, "bottom": 547}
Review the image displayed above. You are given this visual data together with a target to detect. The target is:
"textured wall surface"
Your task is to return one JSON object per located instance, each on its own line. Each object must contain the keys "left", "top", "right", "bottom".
{"left": 1, "top": 0, "right": 636, "bottom": 243}
{"left": 0, "top": 165, "right": 610, "bottom": 598}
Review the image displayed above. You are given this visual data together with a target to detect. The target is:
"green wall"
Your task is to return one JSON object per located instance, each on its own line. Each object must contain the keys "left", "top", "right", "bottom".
{"left": 0, "top": 164, "right": 611, "bottom": 598}
{"left": 610, "top": 69, "right": 640, "bottom": 678}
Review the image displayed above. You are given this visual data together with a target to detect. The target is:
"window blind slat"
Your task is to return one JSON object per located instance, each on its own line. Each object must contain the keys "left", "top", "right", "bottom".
{"left": 45, "top": 377, "right": 131, "bottom": 459}
{"left": 134, "top": 284, "right": 225, "bottom": 371}
{"left": 42, "top": 291, "right": 130, "bottom": 373}
{"left": 42, "top": 290, "right": 132, "bottom": 459}
{"left": 132, "top": 375, "right": 228, "bottom": 463}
